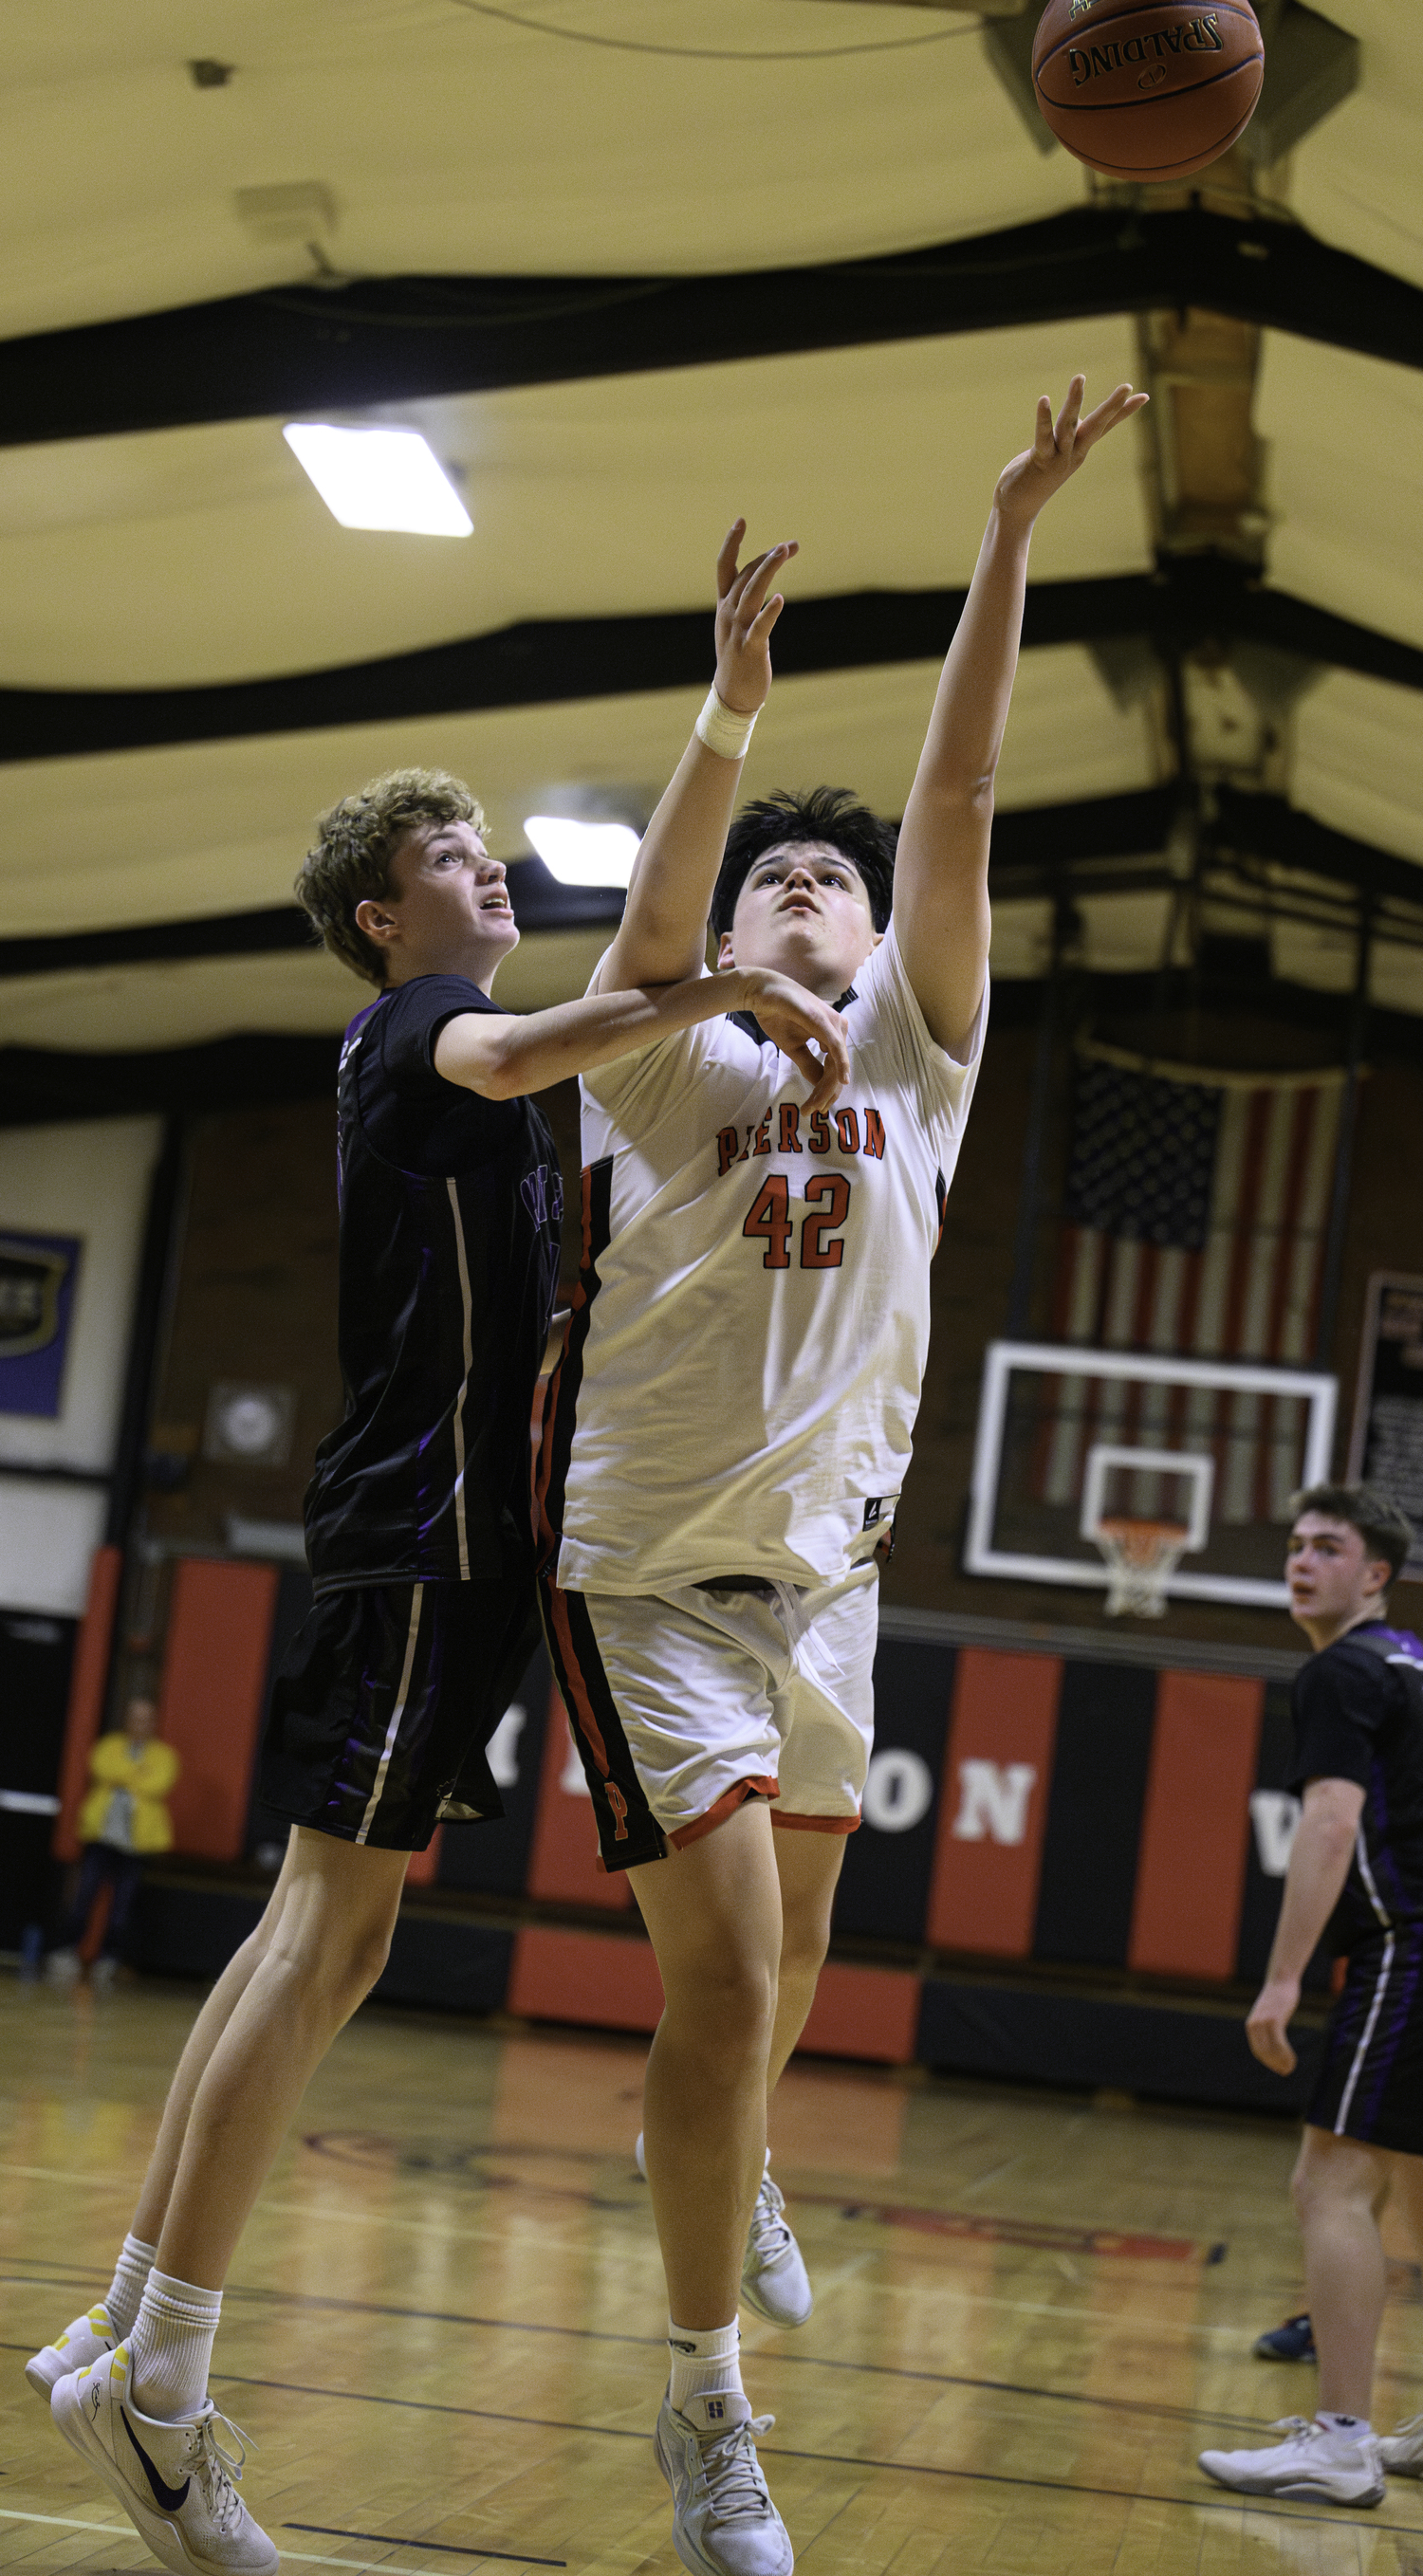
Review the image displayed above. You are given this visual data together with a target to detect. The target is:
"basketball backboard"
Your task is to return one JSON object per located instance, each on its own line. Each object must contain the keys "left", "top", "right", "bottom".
{"left": 966, "top": 1339, "right": 1338, "bottom": 1611}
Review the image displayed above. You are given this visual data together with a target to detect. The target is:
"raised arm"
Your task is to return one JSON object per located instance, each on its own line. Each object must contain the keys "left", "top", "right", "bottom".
{"left": 894, "top": 376, "right": 1147, "bottom": 1056}
{"left": 594, "top": 525, "right": 798, "bottom": 992}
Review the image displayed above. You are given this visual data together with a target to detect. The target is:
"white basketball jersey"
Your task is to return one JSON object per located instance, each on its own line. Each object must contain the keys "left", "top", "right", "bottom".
{"left": 540, "top": 922, "right": 985, "bottom": 1595}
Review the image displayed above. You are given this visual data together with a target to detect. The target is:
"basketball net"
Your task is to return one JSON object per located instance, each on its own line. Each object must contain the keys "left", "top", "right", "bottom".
{"left": 1094, "top": 1516, "right": 1189, "bottom": 1619}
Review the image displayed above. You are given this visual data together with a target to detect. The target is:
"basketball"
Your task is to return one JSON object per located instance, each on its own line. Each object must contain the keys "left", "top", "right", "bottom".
{"left": 1032, "top": 0, "right": 1265, "bottom": 181}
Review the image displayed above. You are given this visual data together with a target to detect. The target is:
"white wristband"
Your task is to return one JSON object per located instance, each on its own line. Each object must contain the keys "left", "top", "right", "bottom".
{"left": 694, "top": 686, "right": 760, "bottom": 763}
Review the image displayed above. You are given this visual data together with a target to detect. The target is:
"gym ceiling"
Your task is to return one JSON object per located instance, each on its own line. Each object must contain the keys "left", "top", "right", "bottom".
{"left": 1, "top": 0, "right": 1419, "bottom": 1061}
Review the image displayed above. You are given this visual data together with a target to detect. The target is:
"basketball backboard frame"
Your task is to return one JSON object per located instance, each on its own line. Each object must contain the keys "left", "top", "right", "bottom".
{"left": 966, "top": 1339, "right": 1338, "bottom": 1610}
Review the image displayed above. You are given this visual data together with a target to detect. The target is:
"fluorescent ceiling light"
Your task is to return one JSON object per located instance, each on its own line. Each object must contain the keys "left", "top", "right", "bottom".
{"left": 283, "top": 424, "right": 472, "bottom": 536}
{"left": 524, "top": 817, "right": 639, "bottom": 889}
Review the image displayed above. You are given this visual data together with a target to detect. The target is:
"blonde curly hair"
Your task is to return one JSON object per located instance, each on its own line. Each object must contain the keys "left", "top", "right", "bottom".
{"left": 295, "top": 767, "right": 484, "bottom": 986}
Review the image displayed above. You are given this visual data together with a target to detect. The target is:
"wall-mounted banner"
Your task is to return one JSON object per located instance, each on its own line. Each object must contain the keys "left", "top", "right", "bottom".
{"left": 0, "top": 1231, "right": 83, "bottom": 1418}
{"left": 1348, "top": 1273, "right": 1423, "bottom": 1581}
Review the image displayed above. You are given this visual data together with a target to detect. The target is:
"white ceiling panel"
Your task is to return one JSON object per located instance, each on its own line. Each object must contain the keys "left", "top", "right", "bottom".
{"left": 0, "top": 318, "right": 1153, "bottom": 691}
{"left": 1291, "top": 669, "right": 1423, "bottom": 866}
{"left": 0, "top": 923, "right": 615, "bottom": 1053}
{"left": 1259, "top": 333, "right": 1423, "bottom": 653}
{"left": 1284, "top": 0, "right": 1423, "bottom": 292}
{"left": 1, "top": 645, "right": 1157, "bottom": 942}
{"left": 0, "top": 2, "right": 1082, "bottom": 342}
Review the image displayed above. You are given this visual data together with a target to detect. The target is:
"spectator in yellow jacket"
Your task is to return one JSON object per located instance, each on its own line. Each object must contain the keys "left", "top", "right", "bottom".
{"left": 47, "top": 1689, "right": 180, "bottom": 1990}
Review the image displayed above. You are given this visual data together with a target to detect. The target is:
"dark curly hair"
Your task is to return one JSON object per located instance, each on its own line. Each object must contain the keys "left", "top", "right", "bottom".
{"left": 295, "top": 767, "right": 483, "bottom": 986}
{"left": 710, "top": 787, "right": 896, "bottom": 939}
{"left": 1290, "top": 1482, "right": 1415, "bottom": 1582}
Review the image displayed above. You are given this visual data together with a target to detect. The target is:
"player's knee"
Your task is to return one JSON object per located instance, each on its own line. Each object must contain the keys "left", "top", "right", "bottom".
{"left": 1293, "top": 2146, "right": 1373, "bottom": 2230}
{"left": 778, "top": 1904, "right": 832, "bottom": 1985}
{"left": 667, "top": 1947, "right": 776, "bottom": 2059}
{"left": 269, "top": 1908, "right": 393, "bottom": 2014}
{"left": 341, "top": 1918, "right": 395, "bottom": 2001}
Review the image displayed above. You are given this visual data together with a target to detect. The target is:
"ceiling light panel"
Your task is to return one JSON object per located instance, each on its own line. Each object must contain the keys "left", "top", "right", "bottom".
{"left": 283, "top": 425, "right": 471, "bottom": 537}
{"left": 524, "top": 817, "right": 639, "bottom": 888}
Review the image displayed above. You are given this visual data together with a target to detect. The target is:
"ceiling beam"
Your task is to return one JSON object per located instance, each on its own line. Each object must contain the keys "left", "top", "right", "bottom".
{"left": 3, "top": 559, "right": 1419, "bottom": 767}
{"left": 0, "top": 206, "right": 1418, "bottom": 452}
{"left": 4, "top": 784, "right": 1417, "bottom": 983}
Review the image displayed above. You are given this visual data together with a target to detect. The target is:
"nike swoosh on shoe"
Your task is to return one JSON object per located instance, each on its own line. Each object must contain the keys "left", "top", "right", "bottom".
{"left": 121, "top": 2408, "right": 192, "bottom": 2512}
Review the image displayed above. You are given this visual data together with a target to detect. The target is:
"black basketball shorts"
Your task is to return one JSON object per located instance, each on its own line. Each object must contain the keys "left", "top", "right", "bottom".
{"left": 1306, "top": 1923, "right": 1423, "bottom": 2157}
{"left": 258, "top": 1571, "right": 540, "bottom": 1851}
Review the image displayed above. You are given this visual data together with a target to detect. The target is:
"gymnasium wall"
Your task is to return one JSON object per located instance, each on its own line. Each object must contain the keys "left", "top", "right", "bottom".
{"left": 106, "top": 1593, "right": 1326, "bottom": 2114}
{"left": 19, "top": 985, "right": 1423, "bottom": 2102}
{"left": 0, "top": 1117, "right": 163, "bottom": 1944}
{"left": 887, "top": 1001, "right": 1423, "bottom": 1651}
{"left": 0, "top": 1115, "right": 162, "bottom": 1613}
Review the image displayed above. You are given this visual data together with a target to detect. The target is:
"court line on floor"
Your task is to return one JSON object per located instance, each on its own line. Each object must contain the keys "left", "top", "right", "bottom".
{"left": 0, "top": 2252, "right": 1236, "bottom": 2336}
{"left": 0, "top": 2509, "right": 551, "bottom": 2572}
{"left": 0, "top": 2336, "right": 1270, "bottom": 2438}
{"left": 194, "top": 2369, "right": 1423, "bottom": 2527}
{"left": 305, "top": 2142, "right": 1205, "bottom": 2262}
{"left": 6, "top": 2412, "right": 1411, "bottom": 2547}
{"left": 14, "top": 2270, "right": 1420, "bottom": 2409}
{"left": 286, "top": 2525, "right": 563, "bottom": 2565}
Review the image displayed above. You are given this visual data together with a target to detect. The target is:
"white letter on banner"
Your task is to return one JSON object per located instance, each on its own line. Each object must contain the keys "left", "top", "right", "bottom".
{"left": 952, "top": 1759, "right": 1037, "bottom": 1846}
{"left": 861, "top": 1748, "right": 934, "bottom": 1832}
{"left": 486, "top": 1702, "right": 526, "bottom": 1788}
{"left": 1249, "top": 1789, "right": 1302, "bottom": 1877}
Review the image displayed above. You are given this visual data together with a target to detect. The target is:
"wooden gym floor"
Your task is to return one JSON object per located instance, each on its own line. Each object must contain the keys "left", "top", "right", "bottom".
{"left": 3, "top": 1977, "right": 1421, "bottom": 2576}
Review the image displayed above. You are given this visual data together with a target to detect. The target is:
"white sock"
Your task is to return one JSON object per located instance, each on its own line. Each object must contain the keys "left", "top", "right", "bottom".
{"left": 102, "top": 2235, "right": 157, "bottom": 2342}
{"left": 129, "top": 2270, "right": 223, "bottom": 2421}
{"left": 668, "top": 2318, "right": 744, "bottom": 2431}
{"left": 1318, "top": 2410, "right": 1372, "bottom": 2440}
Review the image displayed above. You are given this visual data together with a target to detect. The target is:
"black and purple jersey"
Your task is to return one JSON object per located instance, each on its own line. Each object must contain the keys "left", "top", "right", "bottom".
{"left": 1287, "top": 1621, "right": 1423, "bottom": 1952}
{"left": 304, "top": 974, "right": 563, "bottom": 1592}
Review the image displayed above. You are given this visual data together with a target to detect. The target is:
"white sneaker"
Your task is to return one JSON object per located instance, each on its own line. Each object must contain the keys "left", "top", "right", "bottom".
{"left": 91, "top": 1957, "right": 120, "bottom": 1992}
{"left": 51, "top": 2345, "right": 279, "bottom": 2576}
{"left": 634, "top": 2135, "right": 813, "bottom": 2330}
{"left": 25, "top": 2300, "right": 117, "bottom": 2399}
{"left": 1199, "top": 2417, "right": 1384, "bottom": 2505}
{"left": 655, "top": 2386, "right": 793, "bottom": 2576}
{"left": 46, "top": 1948, "right": 82, "bottom": 1984}
{"left": 1379, "top": 2411, "right": 1423, "bottom": 2475}
{"left": 741, "top": 2174, "right": 812, "bottom": 2329}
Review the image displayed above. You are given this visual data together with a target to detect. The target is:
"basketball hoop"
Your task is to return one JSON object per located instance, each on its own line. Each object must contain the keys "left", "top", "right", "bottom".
{"left": 1094, "top": 1517, "right": 1190, "bottom": 1618}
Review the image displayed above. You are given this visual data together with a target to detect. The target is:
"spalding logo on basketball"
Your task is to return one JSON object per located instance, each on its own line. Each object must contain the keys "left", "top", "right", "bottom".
{"left": 1033, "top": 0, "right": 1265, "bottom": 182}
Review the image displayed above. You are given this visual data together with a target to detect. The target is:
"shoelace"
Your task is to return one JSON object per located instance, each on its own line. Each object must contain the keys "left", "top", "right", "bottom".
{"left": 699, "top": 2413, "right": 778, "bottom": 2525}
{"left": 1267, "top": 2417, "right": 1321, "bottom": 2440}
{"left": 746, "top": 2176, "right": 794, "bottom": 2266}
{"left": 188, "top": 2410, "right": 257, "bottom": 2533}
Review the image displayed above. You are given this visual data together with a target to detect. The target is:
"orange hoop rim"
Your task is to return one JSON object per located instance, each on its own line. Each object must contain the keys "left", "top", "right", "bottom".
{"left": 1096, "top": 1515, "right": 1190, "bottom": 1566}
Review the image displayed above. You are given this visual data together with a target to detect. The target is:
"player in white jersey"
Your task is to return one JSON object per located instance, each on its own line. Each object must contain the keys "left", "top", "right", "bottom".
{"left": 536, "top": 375, "right": 1146, "bottom": 2576}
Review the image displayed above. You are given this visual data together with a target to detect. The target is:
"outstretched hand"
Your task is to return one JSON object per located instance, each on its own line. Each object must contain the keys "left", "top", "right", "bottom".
{"left": 993, "top": 376, "right": 1149, "bottom": 531}
{"left": 739, "top": 967, "right": 849, "bottom": 1113}
{"left": 713, "top": 520, "right": 798, "bottom": 718}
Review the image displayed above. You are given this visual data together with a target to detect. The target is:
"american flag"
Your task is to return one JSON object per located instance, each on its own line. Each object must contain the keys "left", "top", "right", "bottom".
{"left": 1041, "top": 1046, "right": 1345, "bottom": 1527}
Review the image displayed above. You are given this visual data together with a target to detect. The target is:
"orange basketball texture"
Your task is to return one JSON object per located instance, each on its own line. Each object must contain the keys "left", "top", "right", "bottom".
{"left": 1032, "top": 0, "right": 1264, "bottom": 181}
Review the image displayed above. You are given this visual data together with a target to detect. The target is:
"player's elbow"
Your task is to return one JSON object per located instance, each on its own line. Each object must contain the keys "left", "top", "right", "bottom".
{"left": 919, "top": 770, "right": 998, "bottom": 819}
{"left": 461, "top": 1039, "right": 525, "bottom": 1102}
{"left": 475, "top": 1061, "right": 520, "bottom": 1102}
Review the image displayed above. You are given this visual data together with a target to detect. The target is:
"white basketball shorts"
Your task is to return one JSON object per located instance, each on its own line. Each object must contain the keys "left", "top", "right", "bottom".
{"left": 537, "top": 1559, "right": 878, "bottom": 1868}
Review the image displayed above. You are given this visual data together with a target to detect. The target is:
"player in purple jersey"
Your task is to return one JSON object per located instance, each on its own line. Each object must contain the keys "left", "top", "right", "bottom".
{"left": 30, "top": 732, "right": 848, "bottom": 2576}
{"left": 1200, "top": 1482, "right": 1423, "bottom": 2507}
